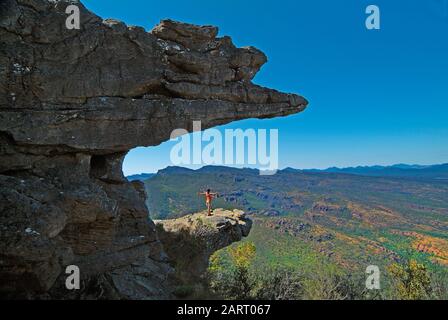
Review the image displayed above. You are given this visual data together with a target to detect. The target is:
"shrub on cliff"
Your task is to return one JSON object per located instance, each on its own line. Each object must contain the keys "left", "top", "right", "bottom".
{"left": 387, "top": 259, "right": 432, "bottom": 300}
{"left": 208, "top": 242, "right": 257, "bottom": 299}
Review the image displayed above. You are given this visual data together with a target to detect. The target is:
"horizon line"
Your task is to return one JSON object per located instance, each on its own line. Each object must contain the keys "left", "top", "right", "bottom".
{"left": 125, "top": 162, "right": 448, "bottom": 176}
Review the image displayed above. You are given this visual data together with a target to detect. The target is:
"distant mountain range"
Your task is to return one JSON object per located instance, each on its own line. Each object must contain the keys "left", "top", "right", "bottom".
{"left": 127, "top": 163, "right": 448, "bottom": 181}
{"left": 302, "top": 163, "right": 448, "bottom": 180}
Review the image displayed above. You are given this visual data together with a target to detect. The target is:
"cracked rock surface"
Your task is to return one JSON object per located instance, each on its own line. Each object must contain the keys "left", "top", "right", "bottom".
{"left": 0, "top": 0, "right": 308, "bottom": 299}
{"left": 155, "top": 209, "right": 252, "bottom": 284}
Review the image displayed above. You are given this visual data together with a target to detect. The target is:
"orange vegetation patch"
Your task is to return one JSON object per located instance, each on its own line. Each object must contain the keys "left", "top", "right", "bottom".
{"left": 333, "top": 231, "right": 361, "bottom": 246}
{"left": 400, "top": 231, "right": 448, "bottom": 266}
{"left": 346, "top": 202, "right": 406, "bottom": 228}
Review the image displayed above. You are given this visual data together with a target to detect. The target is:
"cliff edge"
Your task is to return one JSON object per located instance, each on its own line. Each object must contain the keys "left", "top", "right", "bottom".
{"left": 155, "top": 209, "right": 252, "bottom": 285}
{"left": 0, "top": 0, "right": 307, "bottom": 299}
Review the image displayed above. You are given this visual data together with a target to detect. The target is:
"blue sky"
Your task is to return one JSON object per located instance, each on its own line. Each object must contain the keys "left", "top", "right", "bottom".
{"left": 83, "top": 0, "right": 448, "bottom": 175}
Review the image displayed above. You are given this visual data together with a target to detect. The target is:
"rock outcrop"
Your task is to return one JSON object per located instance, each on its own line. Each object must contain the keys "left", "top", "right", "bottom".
{"left": 0, "top": 0, "right": 308, "bottom": 299}
{"left": 155, "top": 209, "right": 252, "bottom": 284}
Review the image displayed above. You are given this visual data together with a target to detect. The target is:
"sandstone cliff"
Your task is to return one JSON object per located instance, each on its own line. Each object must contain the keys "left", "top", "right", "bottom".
{"left": 0, "top": 0, "right": 308, "bottom": 299}
{"left": 155, "top": 209, "right": 252, "bottom": 287}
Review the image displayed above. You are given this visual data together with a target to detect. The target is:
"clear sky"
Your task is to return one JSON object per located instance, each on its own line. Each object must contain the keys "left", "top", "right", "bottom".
{"left": 83, "top": 0, "right": 448, "bottom": 175}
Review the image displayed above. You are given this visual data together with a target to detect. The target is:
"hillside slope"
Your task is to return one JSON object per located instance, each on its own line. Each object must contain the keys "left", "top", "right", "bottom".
{"left": 144, "top": 166, "right": 448, "bottom": 272}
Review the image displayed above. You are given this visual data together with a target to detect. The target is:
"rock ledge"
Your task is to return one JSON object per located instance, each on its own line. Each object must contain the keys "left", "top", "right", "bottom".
{"left": 155, "top": 209, "right": 252, "bottom": 282}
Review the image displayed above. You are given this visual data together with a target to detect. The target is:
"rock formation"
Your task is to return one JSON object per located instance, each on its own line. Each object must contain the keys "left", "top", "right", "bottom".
{"left": 0, "top": 0, "right": 308, "bottom": 299}
{"left": 155, "top": 209, "right": 252, "bottom": 286}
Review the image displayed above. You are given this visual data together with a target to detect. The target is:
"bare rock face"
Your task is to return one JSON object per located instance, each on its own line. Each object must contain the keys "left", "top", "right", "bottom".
{"left": 155, "top": 209, "right": 252, "bottom": 284}
{"left": 0, "top": 0, "right": 308, "bottom": 299}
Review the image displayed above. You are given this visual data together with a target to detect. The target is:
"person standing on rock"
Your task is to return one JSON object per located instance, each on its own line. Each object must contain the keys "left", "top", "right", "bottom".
{"left": 198, "top": 189, "right": 218, "bottom": 216}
